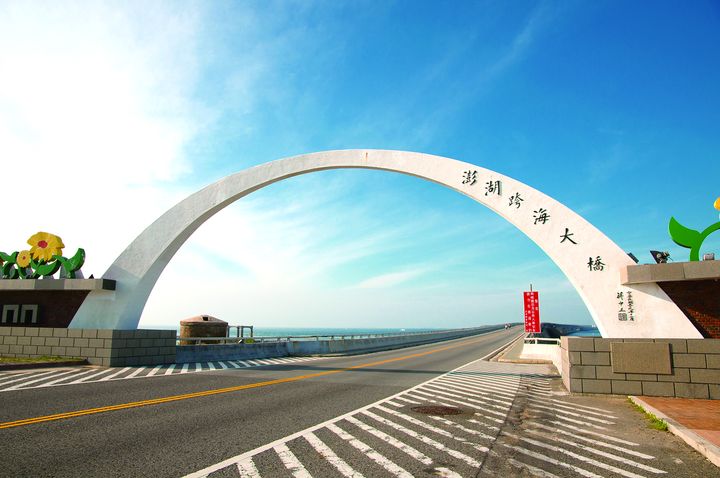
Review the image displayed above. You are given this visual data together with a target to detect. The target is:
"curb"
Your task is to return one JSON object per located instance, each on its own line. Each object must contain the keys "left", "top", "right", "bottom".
{"left": 629, "top": 396, "right": 720, "bottom": 468}
{"left": 0, "top": 359, "right": 88, "bottom": 370}
{"left": 483, "top": 332, "right": 525, "bottom": 361}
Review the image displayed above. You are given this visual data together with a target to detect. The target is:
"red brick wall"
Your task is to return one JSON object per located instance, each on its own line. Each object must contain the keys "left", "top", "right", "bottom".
{"left": 659, "top": 280, "right": 720, "bottom": 338}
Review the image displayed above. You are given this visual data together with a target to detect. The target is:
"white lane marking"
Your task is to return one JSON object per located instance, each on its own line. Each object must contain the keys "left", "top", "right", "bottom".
{"left": 164, "top": 364, "right": 177, "bottom": 375}
{"left": 406, "top": 391, "right": 507, "bottom": 423}
{"left": 180, "top": 363, "right": 190, "bottom": 374}
{"left": 274, "top": 443, "right": 312, "bottom": 478}
{"left": 327, "top": 423, "right": 413, "bottom": 478}
{"left": 182, "top": 337, "right": 524, "bottom": 478}
{"left": 529, "top": 402, "right": 615, "bottom": 425}
{"left": 362, "top": 410, "right": 485, "bottom": 467}
{"left": 467, "top": 418, "right": 501, "bottom": 431}
{"left": 525, "top": 429, "right": 665, "bottom": 473}
{"left": 218, "top": 362, "right": 229, "bottom": 370}
{"left": 551, "top": 400, "right": 616, "bottom": 414}
{"left": 0, "top": 371, "right": 35, "bottom": 384}
{"left": 70, "top": 368, "right": 115, "bottom": 384}
{"left": 385, "top": 400, "right": 404, "bottom": 407}
{"left": 195, "top": 362, "right": 203, "bottom": 372}
{"left": 433, "top": 467, "right": 462, "bottom": 478}
{"left": 447, "top": 374, "right": 521, "bottom": 389}
{"left": 435, "top": 377, "right": 516, "bottom": 399}
{"left": 548, "top": 420, "right": 638, "bottom": 446}
{"left": 233, "top": 361, "right": 250, "bottom": 368}
{"left": 526, "top": 397, "right": 617, "bottom": 419}
{"left": 344, "top": 416, "right": 433, "bottom": 465}
{"left": 394, "top": 395, "right": 422, "bottom": 405}
{"left": 503, "top": 444, "right": 603, "bottom": 478}
{"left": 425, "top": 414, "right": 496, "bottom": 441}
{"left": 0, "top": 370, "right": 61, "bottom": 388}
{"left": 147, "top": 365, "right": 163, "bottom": 377}
{"left": 236, "top": 458, "right": 261, "bottom": 477}
{"left": 126, "top": 367, "right": 147, "bottom": 379}
{"left": 304, "top": 431, "right": 364, "bottom": 478}
{"left": 422, "top": 383, "right": 512, "bottom": 408}
{"left": 507, "top": 457, "right": 562, "bottom": 478}
{"left": 530, "top": 423, "right": 653, "bottom": 459}
{"left": 226, "top": 361, "right": 242, "bottom": 369}
{"left": 440, "top": 377, "right": 519, "bottom": 396}
{"left": 36, "top": 369, "right": 96, "bottom": 387}
{"left": 533, "top": 413, "right": 608, "bottom": 431}
{"left": 208, "top": 362, "right": 216, "bottom": 371}
{"left": 245, "top": 360, "right": 264, "bottom": 366}
{"left": 99, "top": 367, "right": 133, "bottom": 382}
{"left": 505, "top": 433, "right": 648, "bottom": 478}
{"left": 5, "top": 369, "right": 80, "bottom": 389}
{"left": 409, "top": 390, "right": 509, "bottom": 417}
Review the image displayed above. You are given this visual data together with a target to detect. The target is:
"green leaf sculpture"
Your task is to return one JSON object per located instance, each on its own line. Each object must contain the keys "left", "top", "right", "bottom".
{"left": 669, "top": 216, "right": 720, "bottom": 261}
{"left": 54, "top": 248, "right": 85, "bottom": 278}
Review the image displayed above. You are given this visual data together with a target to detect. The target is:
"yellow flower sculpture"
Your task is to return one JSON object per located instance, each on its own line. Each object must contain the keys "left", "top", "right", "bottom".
{"left": 715, "top": 197, "right": 720, "bottom": 211}
{"left": 16, "top": 250, "right": 31, "bottom": 268}
{"left": 27, "top": 232, "right": 64, "bottom": 262}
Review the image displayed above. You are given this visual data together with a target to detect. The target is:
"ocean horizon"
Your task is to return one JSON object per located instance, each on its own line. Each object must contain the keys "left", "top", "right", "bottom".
{"left": 141, "top": 325, "right": 445, "bottom": 338}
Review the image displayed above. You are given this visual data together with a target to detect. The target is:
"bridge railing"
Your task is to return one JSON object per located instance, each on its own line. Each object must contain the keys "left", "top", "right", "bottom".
{"left": 176, "top": 326, "right": 502, "bottom": 346}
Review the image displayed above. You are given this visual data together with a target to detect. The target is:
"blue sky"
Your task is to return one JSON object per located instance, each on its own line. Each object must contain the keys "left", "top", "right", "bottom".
{"left": 1, "top": 1, "right": 719, "bottom": 329}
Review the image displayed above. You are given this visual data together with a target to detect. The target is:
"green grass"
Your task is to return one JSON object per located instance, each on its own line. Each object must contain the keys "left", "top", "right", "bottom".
{"left": 628, "top": 398, "right": 669, "bottom": 431}
{"left": 0, "top": 355, "right": 84, "bottom": 364}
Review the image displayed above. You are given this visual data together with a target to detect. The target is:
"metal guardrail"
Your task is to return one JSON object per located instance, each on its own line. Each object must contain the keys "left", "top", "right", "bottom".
{"left": 176, "top": 326, "right": 499, "bottom": 346}
{"left": 524, "top": 337, "right": 561, "bottom": 345}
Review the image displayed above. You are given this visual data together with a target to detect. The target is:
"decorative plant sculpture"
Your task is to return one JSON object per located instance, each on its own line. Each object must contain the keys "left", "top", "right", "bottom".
{"left": 0, "top": 232, "right": 85, "bottom": 279}
{"left": 669, "top": 197, "right": 720, "bottom": 261}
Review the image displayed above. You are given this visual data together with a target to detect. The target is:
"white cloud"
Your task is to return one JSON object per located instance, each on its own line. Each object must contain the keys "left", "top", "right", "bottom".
{"left": 354, "top": 268, "right": 427, "bottom": 289}
{"left": 0, "top": 1, "right": 205, "bottom": 275}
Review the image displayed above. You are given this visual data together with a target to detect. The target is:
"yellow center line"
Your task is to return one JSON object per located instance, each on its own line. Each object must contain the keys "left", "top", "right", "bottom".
{"left": 0, "top": 334, "right": 498, "bottom": 430}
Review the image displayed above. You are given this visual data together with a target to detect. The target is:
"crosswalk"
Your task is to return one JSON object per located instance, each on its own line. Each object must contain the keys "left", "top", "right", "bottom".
{"left": 184, "top": 360, "right": 668, "bottom": 478}
{"left": 0, "top": 356, "right": 326, "bottom": 392}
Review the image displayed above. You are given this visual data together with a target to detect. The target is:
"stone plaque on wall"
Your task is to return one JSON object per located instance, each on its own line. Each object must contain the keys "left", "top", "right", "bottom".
{"left": 611, "top": 342, "right": 672, "bottom": 374}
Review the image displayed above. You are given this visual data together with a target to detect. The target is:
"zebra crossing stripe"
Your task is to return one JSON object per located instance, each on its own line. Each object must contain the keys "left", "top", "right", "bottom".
{"left": 327, "top": 423, "right": 413, "bottom": 478}
{"left": 361, "top": 410, "right": 484, "bottom": 467}
{"left": 147, "top": 365, "right": 163, "bottom": 377}
{"left": 274, "top": 443, "right": 312, "bottom": 478}
{"left": 164, "top": 364, "right": 176, "bottom": 375}
{"left": 98, "top": 367, "right": 132, "bottom": 382}
{"left": 0, "top": 370, "right": 58, "bottom": 387}
{"left": 507, "top": 457, "right": 562, "bottom": 478}
{"left": 524, "top": 428, "right": 665, "bottom": 473}
{"left": 547, "top": 421, "right": 640, "bottom": 446}
{"left": 529, "top": 402, "right": 615, "bottom": 425}
{"left": 526, "top": 397, "right": 617, "bottom": 419}
{"left": 218, "top": 362, "right": 228, "bottom": 370}
{"left": 126, "top": 367, "right": 147, "bottom": 379}
{"left": 236, "top": 458, "right": 261, "bottom": 477}
{"left": 207, "top": 362, "right": 216, "bottom": 371}
{"left": 529, "top": 423, "right": 652, "bottom": 459}
{"left": 505, "top": 432, "right": 648, "bottom": 478}
{"left": 0, "top": 371, "right": 35, "bottom": 384}
{"left": 422, "top": 382, "right": 513, "bottom": 407}
{"left": 5, "top": 369, "right": 80, "bottom": 389}
{"left": 39, "top": 369, "right": 96, "bottom": 387}
{"left": 433, "top": 467, "right": 462, "bottom": 478}
{"left": 304, "top": 431, "right": 364, "bottom": 478}
{"left": 502, "top": 443, "right": 604, "bottom": 478}
{"left": 409, "top": 389, "right": 509, "bottom": 417}
{"left": 435, "top": 377, "right": 516, "bottom": 400}
{"left": 344, "top": 416, "right": 433, "bottom": 465}
{"left": 180, "top": 363, "right": 190, "bottom": 374}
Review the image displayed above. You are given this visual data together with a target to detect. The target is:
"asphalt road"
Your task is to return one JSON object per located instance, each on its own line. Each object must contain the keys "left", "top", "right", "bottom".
{"left": 0, "top": 327, "right": 521, "bottom": 477}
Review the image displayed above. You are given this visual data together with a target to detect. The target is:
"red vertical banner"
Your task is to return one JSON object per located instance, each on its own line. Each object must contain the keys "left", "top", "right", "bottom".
{"left": 523, "top": 291, "right": 540, "bottom": 333}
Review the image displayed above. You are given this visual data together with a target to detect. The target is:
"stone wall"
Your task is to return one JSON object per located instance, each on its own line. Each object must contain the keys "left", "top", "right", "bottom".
{"left": 0, "top": 327, "right": 176, "bottom": 366}
{"left": 561, "top": 337, "right": 720, "bottom": 399}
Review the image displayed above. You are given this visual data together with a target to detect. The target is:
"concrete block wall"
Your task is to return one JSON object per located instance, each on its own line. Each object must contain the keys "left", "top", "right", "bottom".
{"left": 0, "top": 327, "right": 176, "bottom": 366}
{"left": 561, "top": 337, "right": 720, "bottom": 399}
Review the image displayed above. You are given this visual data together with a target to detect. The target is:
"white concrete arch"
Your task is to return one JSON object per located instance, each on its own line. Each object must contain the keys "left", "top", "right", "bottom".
{"left": 69, "top": 150, "right": 701, "bottom": 338}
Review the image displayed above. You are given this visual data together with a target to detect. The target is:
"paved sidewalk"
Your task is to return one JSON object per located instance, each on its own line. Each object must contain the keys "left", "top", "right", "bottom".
{"left": 631, "top": 395, "right": 720, "bottom": 468}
